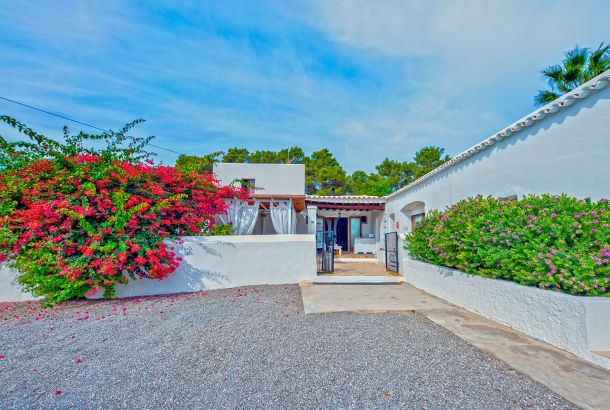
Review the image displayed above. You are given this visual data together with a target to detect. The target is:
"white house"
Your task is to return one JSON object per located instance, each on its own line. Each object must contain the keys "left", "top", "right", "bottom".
{"left": 213, "top": 163, "right": 386, "bottom": 255}
{"left": 213, "top": 163, "right": 308, "bottom": 235}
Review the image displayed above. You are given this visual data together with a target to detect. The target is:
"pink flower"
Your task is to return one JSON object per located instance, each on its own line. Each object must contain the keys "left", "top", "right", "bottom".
{"left": 54, "top": 390, "right": 62, "bottom": 395}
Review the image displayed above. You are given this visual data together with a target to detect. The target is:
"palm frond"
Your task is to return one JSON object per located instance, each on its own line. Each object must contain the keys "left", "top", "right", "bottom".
{"left": 564, "top": 45, "right": 588, "bottom": 69}
{"left": 534, "top": 90, "right": 560, "bottom": 107}
{"left": 540, "top": 64, "right": 564, "bottom": 89}
{"left": 587, "top": 42, "right": 610, "bottom": 77}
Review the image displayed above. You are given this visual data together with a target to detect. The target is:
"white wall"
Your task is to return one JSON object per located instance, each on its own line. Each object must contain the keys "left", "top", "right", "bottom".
{"left": 1, "top": 235, "right": 317, "bottom": 302}
{"left": 385, "top": 84, "right": 610, "bottom": 236}
{"left": 404, "top": 259, "right": 610, "bottom": 370}
{"left": 104, "top": 234, "right": 317, "bottom": 298}
{"left": 213, "top": 163, "right": 305, "bottom": 196}
{"left": 0, "top": 263, "right": 39, "bottom": 302}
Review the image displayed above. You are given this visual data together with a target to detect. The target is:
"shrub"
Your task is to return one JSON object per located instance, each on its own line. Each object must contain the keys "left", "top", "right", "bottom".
{"left": 404, "top": 195, "right": 610, "bottom": 296}
{"left": 0, "top": 156, "right": 240, "bottom": 303}
{"left": 0, "top": 116, "right": 242, "bottom": 303}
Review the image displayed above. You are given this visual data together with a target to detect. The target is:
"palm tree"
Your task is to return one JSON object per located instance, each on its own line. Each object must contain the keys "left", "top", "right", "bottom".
{"left": 535, "top": 43, "right": 610, "bottom": 106}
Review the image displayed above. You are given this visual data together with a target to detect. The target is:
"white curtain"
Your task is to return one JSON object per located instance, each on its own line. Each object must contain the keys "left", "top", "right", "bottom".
{"left": 218, "top": 199, "right": 259, "bottom": 235}
{"left": 269, "top": 198, "right": 296, "bottom": 234}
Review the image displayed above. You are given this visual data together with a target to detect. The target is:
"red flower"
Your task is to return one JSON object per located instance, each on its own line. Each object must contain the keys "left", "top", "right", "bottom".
{"left": 0, "top": 155, "right": 240, "bottom": 302}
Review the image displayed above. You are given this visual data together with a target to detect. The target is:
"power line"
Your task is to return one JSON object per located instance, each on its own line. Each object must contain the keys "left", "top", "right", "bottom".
{"left": 0, "top": 95, "right": 184, "bottom": 156}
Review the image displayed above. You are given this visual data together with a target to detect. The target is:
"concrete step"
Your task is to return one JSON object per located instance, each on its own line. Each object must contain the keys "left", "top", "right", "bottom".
{"left": 312, "top": 275, "right": 404, "bottom": 285}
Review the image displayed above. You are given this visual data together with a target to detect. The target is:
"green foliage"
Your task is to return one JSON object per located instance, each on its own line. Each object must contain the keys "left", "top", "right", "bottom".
{"left": 220, "top": 146, "right": 305, "bottom": 164}
{"left": 535, "top": 42, "right": 610, "bottom": 106}
{"left": 209, "top": 223, "right": 234, "bottom": 236}
{"left": 175, "top": 152, "right": 222, "bottom": 175}
{"left": 405, "top": 195, "right": 610, "bottom": 296}
{"left": 375, "top": 146, "right": 450, "bottom": 189}
{"left": 303, "top": 149, "right": 347, "bottom": 195}
{"left": 412, "top": 146, "right": 451, "bottom": 179}
{"left": 346, "top": 171, "right": 393, "bottom": 196}
{"left": 376, "top": 158, "right": 415, "bottom": 191}
{"left": 0, "top": 115, "right": 154, "bottom": 168}
{"left": 222, "top": 147, "right": 250, "bottom": 163}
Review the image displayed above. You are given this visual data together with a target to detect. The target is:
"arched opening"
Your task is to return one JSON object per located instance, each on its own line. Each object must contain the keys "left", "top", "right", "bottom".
{"left": 400, "top": 201, "right": 426, "bottom": 233}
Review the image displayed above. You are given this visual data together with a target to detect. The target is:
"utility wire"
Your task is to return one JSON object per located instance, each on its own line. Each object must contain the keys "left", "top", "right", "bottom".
{"left": 0, "top": 95, "right": 184, "bottom": 156}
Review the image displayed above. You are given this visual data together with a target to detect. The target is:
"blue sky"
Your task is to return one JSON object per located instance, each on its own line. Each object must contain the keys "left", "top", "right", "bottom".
{"left": 1, "top": 0, "right": 609, "bottom": 172}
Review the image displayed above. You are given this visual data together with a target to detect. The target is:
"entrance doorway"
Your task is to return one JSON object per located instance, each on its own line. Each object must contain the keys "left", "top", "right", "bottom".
{"left": 336, "top": 218, "right": 348, "bottom": 253}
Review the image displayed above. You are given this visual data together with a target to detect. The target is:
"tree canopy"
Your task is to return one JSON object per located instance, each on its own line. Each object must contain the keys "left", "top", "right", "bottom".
{"left": 535, "top": 42, "right": 610, "bottom": 106}
{"left": 175, "top": 145, "right": 451, "bottom": 197}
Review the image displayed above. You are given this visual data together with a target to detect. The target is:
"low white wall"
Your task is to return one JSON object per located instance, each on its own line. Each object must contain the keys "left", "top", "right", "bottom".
{"left": 0, "top": 235, "right": 317, "bottom": 302}
{"left": 404, "top": 259, "right": 610, "bottom": 369}
{"left": 0, "top": 263, "right": 39, "bottom": 302}
{"left": 109, "top": 234, "right": 317, "bottom": 298}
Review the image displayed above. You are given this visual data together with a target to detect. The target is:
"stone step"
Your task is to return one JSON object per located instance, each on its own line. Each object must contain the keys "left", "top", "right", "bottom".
{"left": 312, "top": 275, "right": 404, "bottom": 285}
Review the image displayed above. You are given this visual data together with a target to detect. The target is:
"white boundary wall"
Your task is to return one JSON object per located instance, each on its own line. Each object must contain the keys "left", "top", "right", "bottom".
{"left": 0, "top": 234, "right": 317, "bottom": 302}
{"left": 111, "top": 234, "right": 316, "bottom": 298}
{"left": 404, "top": 259, "right": 610, "bottom": 370}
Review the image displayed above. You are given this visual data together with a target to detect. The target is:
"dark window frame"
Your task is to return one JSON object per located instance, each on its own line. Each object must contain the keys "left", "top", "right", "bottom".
{"left": 411, "top": 212, "right": 425, "bottom": 231}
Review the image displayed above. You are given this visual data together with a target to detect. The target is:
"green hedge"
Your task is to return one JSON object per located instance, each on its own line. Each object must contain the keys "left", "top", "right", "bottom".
{"left": 404, "top": 195, "right": 610, "bottom": 296}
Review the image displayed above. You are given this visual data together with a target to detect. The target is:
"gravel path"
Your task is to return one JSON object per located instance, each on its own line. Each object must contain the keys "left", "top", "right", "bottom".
{"left": 0, "top": 285, "right": 574, "bottom": 409}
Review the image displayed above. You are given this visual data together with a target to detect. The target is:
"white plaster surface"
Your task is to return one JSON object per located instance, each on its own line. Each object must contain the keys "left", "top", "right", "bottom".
{"left": 404, "top": 259, "right": 610, "bottom": 368}
{"left": 0, "top": 262, "right": 39, "bottom": 302}
{"left": 213, "top": 163, "right": 305, "bottom": 196}
{"left": 109, "top": 234, "right": 317, "bottom": 298}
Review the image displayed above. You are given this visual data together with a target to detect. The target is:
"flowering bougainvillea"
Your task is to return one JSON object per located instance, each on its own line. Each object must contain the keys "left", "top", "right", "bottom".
{"left": 0, "top": 155, "right": 241, "bottom": 303}
{"left": 0, "top": 116, "right": 244, "bottom": 303}
{"left": 405, "top": 194, "right": 610, "bottom": 296}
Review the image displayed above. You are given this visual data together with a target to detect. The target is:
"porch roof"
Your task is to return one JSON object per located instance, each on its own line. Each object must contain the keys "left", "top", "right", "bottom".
{"left": 305, "top": 195, "right": 385, "bottom": 211}
{"left": 250, "top": 194, "right": 306, "bottom": 212}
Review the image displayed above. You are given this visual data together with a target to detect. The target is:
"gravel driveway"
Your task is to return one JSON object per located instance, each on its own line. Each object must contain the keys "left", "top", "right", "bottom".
{"left": 0, "top": 285, "right": 574, "bottom": 409}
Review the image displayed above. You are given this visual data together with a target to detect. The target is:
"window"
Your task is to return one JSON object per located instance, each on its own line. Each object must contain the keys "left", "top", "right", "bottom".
{"left": 411, "top": 212, "right": 425, "bottom": 231}
{"left": 241, "top": 178, "right": 256, "bottom": 194}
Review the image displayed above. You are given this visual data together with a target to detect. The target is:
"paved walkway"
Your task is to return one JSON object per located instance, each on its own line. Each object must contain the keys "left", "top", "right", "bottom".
{"left": 300, "top": 283, "right": 610, "bottom": 410}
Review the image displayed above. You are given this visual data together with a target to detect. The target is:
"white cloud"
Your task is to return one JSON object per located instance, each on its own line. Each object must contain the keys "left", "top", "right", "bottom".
{"left": 310, "top": 0, "right": 610, "bottom": 170}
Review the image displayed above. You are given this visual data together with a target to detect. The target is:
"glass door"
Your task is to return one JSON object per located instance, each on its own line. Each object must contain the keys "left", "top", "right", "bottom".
{"left": 350, "top": 217, "right": 361, "bottom": 252}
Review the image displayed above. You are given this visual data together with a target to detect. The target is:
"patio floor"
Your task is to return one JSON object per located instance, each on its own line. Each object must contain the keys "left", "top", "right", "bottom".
{"left": 319, "top": 260, "right": 397, "bottom": 276}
